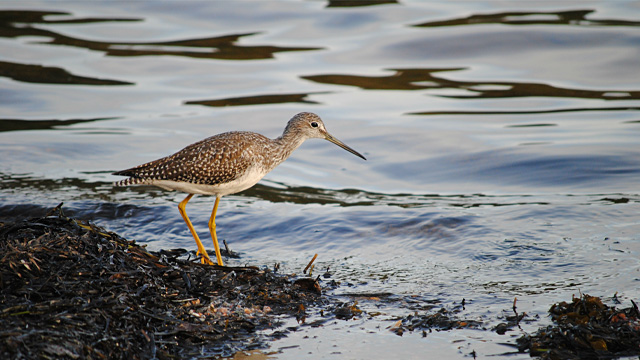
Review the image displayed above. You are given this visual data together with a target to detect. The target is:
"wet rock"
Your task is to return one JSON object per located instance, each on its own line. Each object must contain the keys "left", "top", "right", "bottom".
{"left": 333, "top": 301, "right": 363, "bottom": 320}
{"left": 293, "top": 277, "right": 322, "bottom": 294}
{"left": 494, "top": 322, "right": 509, "bottom": 335}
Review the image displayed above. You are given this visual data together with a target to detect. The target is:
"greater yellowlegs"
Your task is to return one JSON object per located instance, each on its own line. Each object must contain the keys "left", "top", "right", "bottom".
{"left": 113, "top": 112, "right": 366, "bottom": 266}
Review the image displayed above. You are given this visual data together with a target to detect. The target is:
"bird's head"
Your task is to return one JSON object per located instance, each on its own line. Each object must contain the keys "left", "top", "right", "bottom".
{"left": 284, "top": 112, "right": 366, "bottom": 160}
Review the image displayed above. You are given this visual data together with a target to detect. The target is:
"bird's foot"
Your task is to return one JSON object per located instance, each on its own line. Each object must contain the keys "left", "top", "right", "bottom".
{"left": 197, "top": 251, "right": 215, "bottom": 265}
{"left": 201, "top": 256, "right": 215, "bottom": 265}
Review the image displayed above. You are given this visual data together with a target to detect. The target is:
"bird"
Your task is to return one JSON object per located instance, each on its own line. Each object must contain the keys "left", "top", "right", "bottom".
{"left": 113, "top": 112, "right": 366, "bottom": 266}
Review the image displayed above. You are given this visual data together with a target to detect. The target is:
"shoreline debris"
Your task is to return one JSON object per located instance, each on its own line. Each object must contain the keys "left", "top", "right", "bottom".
{"left": 0, "top": 204, "right": 321, "bottom": 359}
{"left": 518, "top": 293, "right": 640, "bottom": 359}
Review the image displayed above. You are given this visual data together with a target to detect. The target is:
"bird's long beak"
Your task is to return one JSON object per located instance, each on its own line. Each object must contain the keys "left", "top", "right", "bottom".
{"left": 324, "top": 132, "right": 367, "bottom": 160}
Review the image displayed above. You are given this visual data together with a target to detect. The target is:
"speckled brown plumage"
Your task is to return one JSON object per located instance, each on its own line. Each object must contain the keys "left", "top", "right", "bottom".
{"left": 112, "top": 112, "right": 366, "bottom": 266}
{"left": 113, "top": 132, "right": 262, "bottom": 187}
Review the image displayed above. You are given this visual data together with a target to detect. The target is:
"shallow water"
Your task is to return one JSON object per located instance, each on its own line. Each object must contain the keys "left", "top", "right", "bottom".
{"left": 1, "top": 1, "right": 639, "bottom": 358}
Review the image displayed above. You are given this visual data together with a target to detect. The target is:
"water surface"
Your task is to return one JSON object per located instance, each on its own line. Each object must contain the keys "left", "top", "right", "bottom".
{"left": 1, "top": 1, "right": 639, "bottom": 358}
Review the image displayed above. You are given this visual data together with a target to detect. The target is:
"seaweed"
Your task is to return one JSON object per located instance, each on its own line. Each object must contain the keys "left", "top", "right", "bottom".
{"left": 0, "top": 204, "right": 322, "bottom": 359}
{"left": 518, "top": 293, "right": 640, "bottom": 359}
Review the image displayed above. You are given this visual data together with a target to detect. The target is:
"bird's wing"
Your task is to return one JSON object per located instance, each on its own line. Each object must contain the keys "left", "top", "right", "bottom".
{"left": 113, "top": 132, "right": 254, "bottom": 186}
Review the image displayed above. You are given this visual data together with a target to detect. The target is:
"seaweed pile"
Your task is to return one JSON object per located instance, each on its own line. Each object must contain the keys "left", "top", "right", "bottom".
{"left": 518, "top": 294, "right": 640, "bottom": 359}
{"left": 390, "top": 300, "right": 483, "bottom": 336}
{"left": 0, "top": 204, "right": 321, "bottom": 359}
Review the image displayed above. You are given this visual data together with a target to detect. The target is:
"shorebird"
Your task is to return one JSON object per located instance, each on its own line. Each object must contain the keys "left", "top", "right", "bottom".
{"left": 113, "top": 112, "right": 366, "bottom": 266}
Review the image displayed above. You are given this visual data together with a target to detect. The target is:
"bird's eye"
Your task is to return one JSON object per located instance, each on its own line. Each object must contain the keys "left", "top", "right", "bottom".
{"left": 311, "top": 122, "right": 318, "bottom": 128}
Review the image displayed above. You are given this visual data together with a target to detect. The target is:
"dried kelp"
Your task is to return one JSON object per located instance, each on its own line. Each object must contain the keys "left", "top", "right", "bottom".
{"left": 0, "top": 204, "right": 321, "bottom": 359}
{"left": 518, "top": 294, "right": 640, "bottom": 359}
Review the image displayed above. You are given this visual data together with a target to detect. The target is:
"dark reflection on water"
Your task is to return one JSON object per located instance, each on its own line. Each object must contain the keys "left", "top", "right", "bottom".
{"left": 303, "top": 68, "right": 462, "bottom": 91}
{"left": 0, "top": 173, "right": 96, "bottom": 195}
{"left": 0, "top": 172, "right": 556, "bottom": 211}
{"left": 97, "top": 33, "right": 320, "bottom": 61}
{"left": 1, "top": 170, "right": 628, "bottom": 219}
{"left": 0, "top": 61, "right": 131, "bottom": 86}
{"left": 0, "top": 117, "right": 117, "bottom": 132}
{"left": 413, "top": 9, "right": 640, "bottom": 28}
{"left": 327, "top": 0, "right": 398, "bottom": 8}
{"left": 0, "top": 203, "right": 65, "bottom": 223}
{"left": 0, "top": 10, "right": 139, "bottom": 26}
{"left": 243, "top": 183, "right": 554, "bottom": 209}
{"left": 303, "top": 68, "right": 640, "bottom": 101}
{"left": 505, "top": 123, "right": 556, "bottom": 128}
{"left": 599, "top": 197, "right": 631, "bottom": 204}
{"left": 0, "top": 9, "right": 322, "bottom": 89}
{"left": 411, "top": 106, "right": 640, "bottom": 116}
{"left": 0, "top": 10, "right": 319, "bottom": 61}
{"left": 185, "top": 93, "right": 324, "bottom": 107}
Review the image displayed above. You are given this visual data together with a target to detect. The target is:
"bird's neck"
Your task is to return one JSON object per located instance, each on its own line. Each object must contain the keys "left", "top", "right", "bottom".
{"left": 272, "top": 131, "right": 307, "bottom": 165}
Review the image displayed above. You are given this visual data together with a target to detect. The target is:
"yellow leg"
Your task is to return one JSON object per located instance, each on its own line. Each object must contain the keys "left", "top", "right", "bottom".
{"left": 208, "top": 196, "right": 224, "bottom": 266}
{"left": 178, "top": 194, "right": 214, "bottom": 265}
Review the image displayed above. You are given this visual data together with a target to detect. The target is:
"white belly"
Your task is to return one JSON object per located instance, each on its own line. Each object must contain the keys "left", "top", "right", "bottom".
{"left": 152, "top": 166, "right": 267, "bottom": 196}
